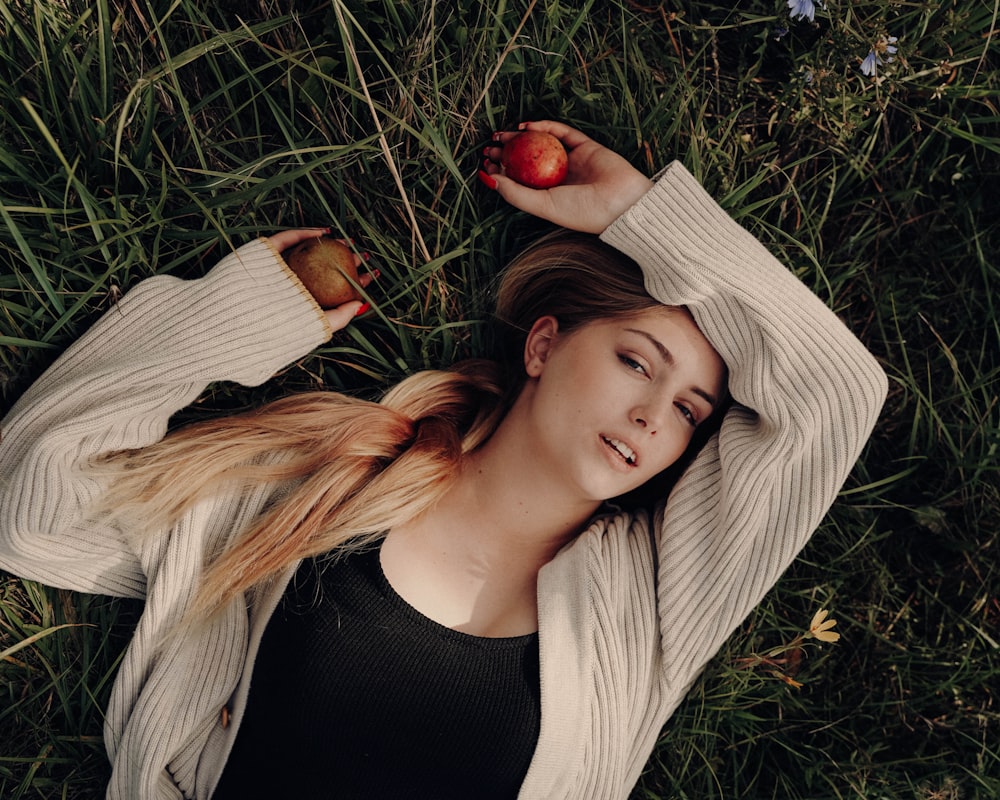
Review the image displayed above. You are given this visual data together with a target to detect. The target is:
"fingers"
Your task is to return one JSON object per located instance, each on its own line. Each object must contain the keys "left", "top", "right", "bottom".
{"left": 481, "top": 121, "right": 597, "bottom": 195}
{"left": 490, "top": 173, "right": 541, "bottom": 208}
{"left": 483, "top": 120, "right": 592, "bottom": 167}
{"left": 266, "top": 228, "right": 328, "bottom": 253}
{"left": 323, "top": 300, "right": 370, "bottom": 331}
{"left": 266, "top": 229, "right": 373, "bottom": 265}
{"left": 518, "top": 120, "right": 594, "bottom": 150}
{"left": 489, "top": 174, "right": 569, "bottom": 227}
{"left": 480, "top": 122, "right": 582, "bottom": 228}
{"left": 323, "top": 267, "right": 378, "bottom": 331}
{"left": 330, "top": 261, "right": 379, "bottom": 329}
{"left": 268, "top": 229, "right": 374, "bottom": 281}
{"left": 264, "top": 230, "right": 379, "bottom": 330}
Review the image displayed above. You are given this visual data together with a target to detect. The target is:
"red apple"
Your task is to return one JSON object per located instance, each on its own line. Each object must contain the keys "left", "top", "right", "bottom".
{"left": 501, "top": 130, "right": 568, "bottom": 189}
{"left": 284, "top": 237, "right": 361, "bottom": 308}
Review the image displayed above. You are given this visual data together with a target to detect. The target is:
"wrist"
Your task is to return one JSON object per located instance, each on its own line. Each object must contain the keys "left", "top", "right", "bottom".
{"left": 603, "top": 174, "right": 655, "bottom": 231}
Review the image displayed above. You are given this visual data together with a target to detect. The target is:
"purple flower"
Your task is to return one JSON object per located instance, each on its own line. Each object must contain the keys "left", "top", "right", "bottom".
{"left": 860, "top": 36, "right": 899, "bottom": 76}
{"left": 787, "top": 0, "right": 818, "bottom": 22}
{"left": 860, "top": 51, "right": 879, "bottom": 76}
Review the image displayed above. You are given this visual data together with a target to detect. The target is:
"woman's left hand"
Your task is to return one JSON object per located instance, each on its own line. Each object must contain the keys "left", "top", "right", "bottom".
{"left": 480, "top": 120, "right": 654, "bottom": 233}
{"left": 266, "top": 229, "right": 375, "bottom": 332}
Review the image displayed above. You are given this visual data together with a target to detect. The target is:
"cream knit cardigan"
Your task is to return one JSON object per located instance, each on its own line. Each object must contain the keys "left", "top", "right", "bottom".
{"left": 0, "top": 163, "right": 887, "bottom": 799}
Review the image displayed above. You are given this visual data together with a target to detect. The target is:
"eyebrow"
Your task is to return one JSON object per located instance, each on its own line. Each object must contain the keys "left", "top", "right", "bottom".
{"left": 624, "top": 327, "right": 719, "bottom": 407}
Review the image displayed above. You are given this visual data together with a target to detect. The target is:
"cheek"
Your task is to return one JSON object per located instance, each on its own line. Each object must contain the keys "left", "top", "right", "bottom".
{"left": 650, "top": 428, "right": 695, "bottom": 474}
{"left": 544, "top": 352, "right": 606, "bottom": 412}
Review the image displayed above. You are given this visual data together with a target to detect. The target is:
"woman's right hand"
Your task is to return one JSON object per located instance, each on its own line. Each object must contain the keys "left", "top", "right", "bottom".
{"left": 480, "top": 120, "right": 655, "bottom": 234}
{"left": 266, "top": 229, "right": 376, "bottom": 332}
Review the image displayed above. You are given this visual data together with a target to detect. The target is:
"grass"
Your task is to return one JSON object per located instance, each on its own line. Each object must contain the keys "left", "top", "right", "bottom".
{"left": 1, "top": 0, "right": 998, "bottom": 797}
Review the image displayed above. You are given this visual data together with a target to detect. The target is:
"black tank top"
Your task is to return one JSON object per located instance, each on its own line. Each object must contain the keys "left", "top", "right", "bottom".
{"left": 213, "top": 543, "right": 541, "bottom": 799}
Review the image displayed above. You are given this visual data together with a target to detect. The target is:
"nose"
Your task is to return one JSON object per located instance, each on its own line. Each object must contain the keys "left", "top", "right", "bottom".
{"left": 634, "top": 415, "right": 655, "bottom": 435}
{"left": 634, "top": 415, "right": 658, "bottom": 436}
{"left": 632, "top": 396, "right": 669, "bottom": 436}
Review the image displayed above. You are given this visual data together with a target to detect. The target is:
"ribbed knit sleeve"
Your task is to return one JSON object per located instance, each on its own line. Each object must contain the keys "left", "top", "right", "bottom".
{"left": 0, "top": 238, "right": 331, "bottom": 597}
{"left": 600, "top": 161, "right": 887, "bottom": 690}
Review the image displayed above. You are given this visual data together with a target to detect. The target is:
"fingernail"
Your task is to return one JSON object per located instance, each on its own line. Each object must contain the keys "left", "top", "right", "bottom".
{"left": 363, "top": 252, "right": 372, "bottom": 261}
{"left": 492, "top": 131, "right": 502, "bottom": 142}
{"left": 478, "top": 170, "right": 498, "bottom": 190}
{"left": 354, "top": 302, "right": 371, "bottom": 317}
{"left": 517, "top": 122, "right": 528, "bottom": 130}
{"left": 370, "top": 268, "right": 381, "bottom": 279}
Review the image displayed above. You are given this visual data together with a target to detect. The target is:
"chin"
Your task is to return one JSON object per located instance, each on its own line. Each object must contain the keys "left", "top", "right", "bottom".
{"left": 610, "top": 464, "right": 686, "bottom": 510}
{"left": 583, "top": 479, "right": 649, "bottom": 508}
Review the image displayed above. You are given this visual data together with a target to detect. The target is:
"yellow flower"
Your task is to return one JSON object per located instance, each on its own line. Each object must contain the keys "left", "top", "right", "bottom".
{"left": 806, "top": 608, "right": 841, "bottom": 643}
{"left": 770, "top": 670, "right": 804, "bottom": 689}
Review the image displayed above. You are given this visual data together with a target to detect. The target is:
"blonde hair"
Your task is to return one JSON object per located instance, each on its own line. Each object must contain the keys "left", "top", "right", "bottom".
{"left": 92, "top": 231, "right": 677, "bottom": 618}
{"left": 91, "top": 361, "right": 506, "bottom": 618}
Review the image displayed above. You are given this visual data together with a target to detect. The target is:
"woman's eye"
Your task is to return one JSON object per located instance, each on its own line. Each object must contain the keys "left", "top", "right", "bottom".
{"left": 676, "top": 403, "right": 698, "bottom": 427}
{"left": 618, "top": 354, "right": 646, "bottom": 374}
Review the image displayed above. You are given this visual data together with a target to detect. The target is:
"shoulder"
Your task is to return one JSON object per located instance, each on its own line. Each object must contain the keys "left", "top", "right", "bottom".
{"left": 542, "top": 508, "right": 656, "bottom": 603}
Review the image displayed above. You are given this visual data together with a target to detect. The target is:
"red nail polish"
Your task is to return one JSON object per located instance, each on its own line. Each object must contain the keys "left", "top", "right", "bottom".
{"left": 478, "top": 170, "right": 498, "bottom": 190}
{"left": 354, "top": 302, "right": 371, "bottom": 317}
{"left": 371, "top": 268, "right": 381, "bottom": 279}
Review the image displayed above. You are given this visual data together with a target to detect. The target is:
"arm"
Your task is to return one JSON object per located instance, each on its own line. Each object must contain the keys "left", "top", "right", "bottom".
{"left": 0, "top": 231, "right": 361, "bottom": 597}
{"left": 603, "top": 161, "right": 886, "bottom": 685}
{"left": 486, "top": 122, "right": 887, "bottom": 685}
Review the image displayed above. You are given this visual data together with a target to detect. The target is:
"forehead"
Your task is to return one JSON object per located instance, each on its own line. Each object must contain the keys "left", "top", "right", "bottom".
{"left": 593, "top": 305, "right": 704, "bottom": 343}
{"left": 589, "top": 306, "right": 726, "bottom": 384}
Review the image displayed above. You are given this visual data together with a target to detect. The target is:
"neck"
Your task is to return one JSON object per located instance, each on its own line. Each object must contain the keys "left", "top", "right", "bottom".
{"left": 459, "top": 446, "right": 597, "bottom": 564}
{"left": 433, "top": 398, "right": 603, "bottom": 567}
{"left": 378, "top": 402, "right": 603, "bottom": 637}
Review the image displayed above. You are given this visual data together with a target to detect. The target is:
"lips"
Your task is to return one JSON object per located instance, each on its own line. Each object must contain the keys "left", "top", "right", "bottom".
{"left": 602, "top": 436, "right": 638, "bottom": 466}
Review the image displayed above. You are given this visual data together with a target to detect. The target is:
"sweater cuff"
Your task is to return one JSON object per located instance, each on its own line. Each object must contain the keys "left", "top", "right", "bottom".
{"left": 179, "top": 237, "right": 334, "bottom": 387}
{"left": 600, "top": 160, "right": 806, "bottom": 308}
{"left": 258, "top": 237, "right": 334, "bottom": 341}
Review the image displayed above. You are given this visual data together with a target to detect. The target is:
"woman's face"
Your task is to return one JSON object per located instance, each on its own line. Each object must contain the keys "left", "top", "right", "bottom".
{"left": 518, "top": 306, "right": 727, "bottom": 503}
